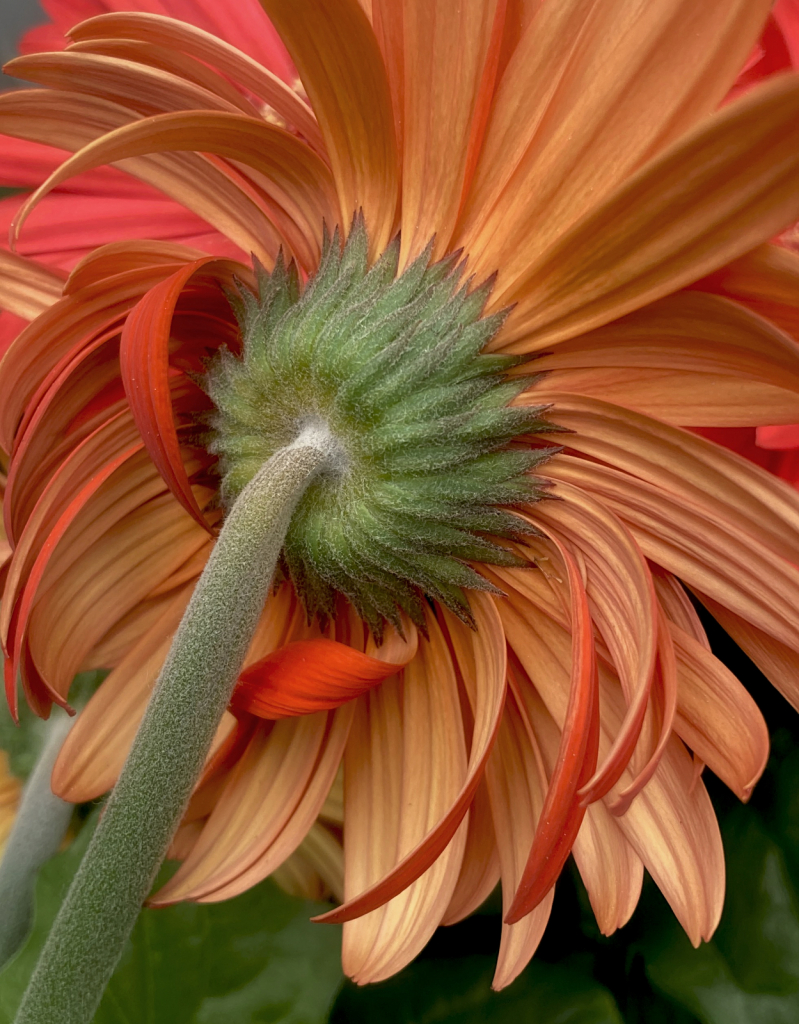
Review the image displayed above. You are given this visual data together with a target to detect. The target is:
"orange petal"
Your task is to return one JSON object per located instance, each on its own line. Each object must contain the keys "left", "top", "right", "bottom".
{"left": 527, "top": 481, "right": 658, "bottom": 805}
{"left": 697, "top": 243, "right": 799, "bottom": 341}
{"left": 10, "top": 111, "right": 337, "bottom": 271}
{"left": 316, "top": 593, "right": 506, "bottom": 927}
{"left": 440, "top": 778, "right": 500, "bottom": 926}
{"left": 0, "top": 90, "right": 285, "bottom": 265}
{"left": 52, "top": 583, "right": 192, "bottom": 801}
{"left": 523, "top": 683, "right": 643, "bottom": 937}
{"left": 120, "top": 258, "right": 243, "bottom": 530}
{"left": 652, "top": 572, "right": 710, "bottom": 649}
{"left": 335, "top": 622, "right": 468, "bottom": 983}
{"left": 505, "top": 533, "right": 599, "bottom": 922}
{"left": 484, "top": 684, "right": 554, "bottom": 990}
{"left": 397, "top": 0, "right": 506, "bottom": 266}
{"left": 531, "top": 291, "right": 799, "bottom": 426}
{"left": 6, "top": 50, "right": 249, "bottom": 118}
{"left": 157, "top": 705, "right": 354, "bottom": 904}
{"left": 668, "top": 619, "right": 769, "bottom": 801}
{"left": 67, "top": 12, "right": 324, "bottom": 153}
{"left": 696, "top": 593, "right": 799, "bottom": 713}
{"left": 496, "top": 73, "right": 799, "bottom": 350}
{"left": 607, "top": 604, "right": 678, "bottom": 817}
{"left": 231, "top": 623, "right": 417, "bottom": 719}
{"left": 260, "top": 0, "right": 398, "bottom": 255}
{"left": 0, "top": 250, "right": 65, "bottom": 321}
{"left": 533, "top": 395, "right": 799, "bottom": 568}
{"left": 459, "top": 0, "right": 770, "bottom": 294}
{"left": 545, "top": 453, "right": 799, "bottom": 658}
{"left": 506, "top": 599, "right": 724, "bottom": 944}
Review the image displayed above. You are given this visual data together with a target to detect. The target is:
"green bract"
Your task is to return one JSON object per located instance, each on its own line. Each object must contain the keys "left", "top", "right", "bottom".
{"left": 206, "top": 218, "right": 555, "bottom": 634}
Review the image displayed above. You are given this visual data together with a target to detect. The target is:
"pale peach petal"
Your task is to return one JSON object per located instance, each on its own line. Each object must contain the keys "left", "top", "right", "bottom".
{"left": 459, "top": 0, "right": 771, "bottom": 292}
{"left": 494, "top": 74, "right": 799, "bottom": 350}
{"left": 260, "top": 0, "right": 398, "bottom": 255}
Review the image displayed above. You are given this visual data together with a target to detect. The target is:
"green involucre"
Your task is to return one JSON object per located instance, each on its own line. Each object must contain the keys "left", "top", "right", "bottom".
{"left": 206, "top": 218, "right": 556, "bottom": 634}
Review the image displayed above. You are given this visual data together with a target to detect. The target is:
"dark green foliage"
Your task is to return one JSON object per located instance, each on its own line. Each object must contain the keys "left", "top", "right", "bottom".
{"left": 206, "top": 217, "right": 555, "bottom": 634}
{"left": 0, "top": 815, "right": 343, "bottom": 1024}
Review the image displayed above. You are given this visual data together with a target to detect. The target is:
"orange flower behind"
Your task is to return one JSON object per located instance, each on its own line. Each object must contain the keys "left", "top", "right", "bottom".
{"left": 2, "top": 0, "right": 799, "bottom": 990}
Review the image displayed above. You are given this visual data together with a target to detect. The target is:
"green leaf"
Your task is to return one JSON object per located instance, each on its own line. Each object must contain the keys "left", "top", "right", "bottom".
{"left": 0, "top": 813, "right": 343, "bottom": 1024}
{"left": 641, "top": 790, "right": 799, "bottom": 1024}
{"left": 331, "top": 954, "right": 623, "bottom": 1024}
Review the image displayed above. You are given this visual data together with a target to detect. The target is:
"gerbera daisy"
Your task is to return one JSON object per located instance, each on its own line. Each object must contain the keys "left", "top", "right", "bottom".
{"left": 3, "top": 0, "right": 799, "bottom": 1019}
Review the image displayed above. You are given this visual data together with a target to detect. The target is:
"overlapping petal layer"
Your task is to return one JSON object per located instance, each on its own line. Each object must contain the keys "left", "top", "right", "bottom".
{"left": 1, "top": 0, "right": 798, "bottom": 990}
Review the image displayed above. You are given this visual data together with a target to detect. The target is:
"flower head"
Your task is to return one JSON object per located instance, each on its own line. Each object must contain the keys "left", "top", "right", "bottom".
{"left": 3, "top": 0, "right": 799, "bottom": 990}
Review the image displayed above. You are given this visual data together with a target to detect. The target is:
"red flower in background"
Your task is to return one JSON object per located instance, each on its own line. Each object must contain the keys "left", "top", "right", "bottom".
{"left": 0, "top": 0, "right": 297, "bottom": 354}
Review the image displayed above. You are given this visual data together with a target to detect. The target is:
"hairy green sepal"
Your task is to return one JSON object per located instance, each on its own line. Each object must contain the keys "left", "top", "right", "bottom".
{"left": 207, "top": 219, "right": 554, "bottom": 634}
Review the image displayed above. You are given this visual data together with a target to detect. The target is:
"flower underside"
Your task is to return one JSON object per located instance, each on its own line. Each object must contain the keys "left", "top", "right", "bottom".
{"left": 206, "top": 218, "right": 555, "bottom": 635}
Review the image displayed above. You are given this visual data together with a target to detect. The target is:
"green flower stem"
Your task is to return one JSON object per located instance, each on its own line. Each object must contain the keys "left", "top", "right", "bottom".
{"left": 14, "top": 426, "right": 339, "bottom": 1024}
{"left": 0, "top": 711, "right": 75, "bottom": 970}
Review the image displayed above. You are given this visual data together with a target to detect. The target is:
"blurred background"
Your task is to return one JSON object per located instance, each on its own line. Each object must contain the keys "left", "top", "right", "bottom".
{"left": 0, "top": 0, "right": 43, "bottom": 82}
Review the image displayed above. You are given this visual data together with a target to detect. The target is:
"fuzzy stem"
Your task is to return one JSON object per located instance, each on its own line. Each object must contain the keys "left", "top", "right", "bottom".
{"left": 14, "top": 427, "right": 338, "bottom": 1024}
{"left": 0, "top": 711, "right": 75, "bottom": 970}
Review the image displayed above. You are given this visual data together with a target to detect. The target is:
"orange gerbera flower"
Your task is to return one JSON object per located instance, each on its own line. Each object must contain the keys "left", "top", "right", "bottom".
{"left": 3, "top": 0, "right": 799, "bottom": 991}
